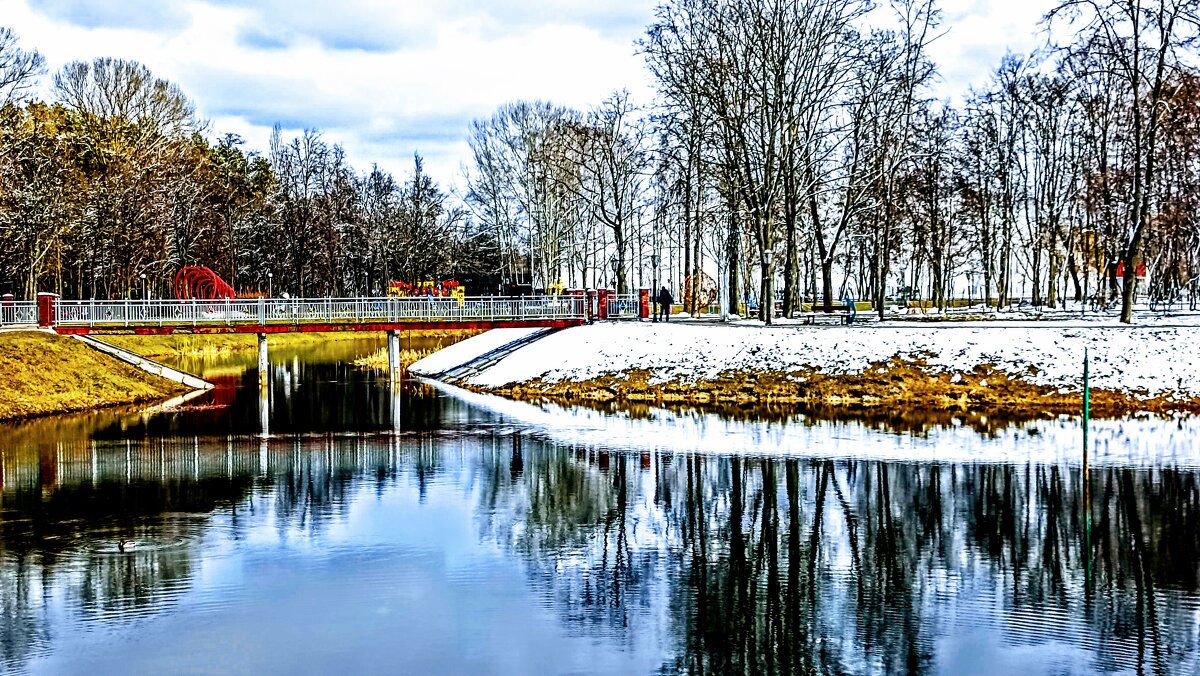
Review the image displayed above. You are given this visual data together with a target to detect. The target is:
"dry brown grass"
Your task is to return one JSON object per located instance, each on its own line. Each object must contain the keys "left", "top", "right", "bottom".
{"left": 353, "top": 347, "right": 435, "bottom": 370}
{"left": 353, "top": 330, "right": 481, "bottom": 371}
{"left": 0, "top": 331, "right": 188, "bottom": 422}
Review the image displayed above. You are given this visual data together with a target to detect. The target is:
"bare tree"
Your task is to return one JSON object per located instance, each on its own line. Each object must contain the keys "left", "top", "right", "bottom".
{"left": 0, "top": 27, "right": 44, "bottom": 108}
{"left": 1048, "top": 0, "right": 1200, "bottom": 322}
{"left": 567, "top": 91, "right": 650, "bottom": 294}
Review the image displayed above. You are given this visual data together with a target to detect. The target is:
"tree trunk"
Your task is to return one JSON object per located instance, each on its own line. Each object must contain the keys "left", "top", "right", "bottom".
{"left": 614, "top": 221, "right": 627, "bottom": 294}
{"left": 1120, "top": 247, "right": 1139, "bottom": 324}
{"left": 682, "top": 183, "right": 691, "bottom": 311}
{"left": 727, "top": 210, "right": 741, "bottom": 315}
{"left": 821, "top": 260, "right": 835, "bottom": 313}
{"left": 692, "top": 216, "right": 702, "bottom": 315}
{"left": 782, "top": 172, "right": 798, "bottom": 317}
{"left": 760, "top": 259, "right": 773, "bottom": 324}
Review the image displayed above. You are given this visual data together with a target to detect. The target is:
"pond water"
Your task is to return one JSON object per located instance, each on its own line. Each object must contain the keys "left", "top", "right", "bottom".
{"left": 1, "top": 340, "right": 1198, "bottom": 674}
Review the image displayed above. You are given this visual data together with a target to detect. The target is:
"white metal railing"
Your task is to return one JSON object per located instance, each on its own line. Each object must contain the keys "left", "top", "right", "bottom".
{"left": 606, "top": 294, "right": 642, "bottom": 319}
{"left": 0, "top": 302, "right": 37, "bottom": 326}
{"left": 51, "top": 296, "right": 587, "bottom": 327}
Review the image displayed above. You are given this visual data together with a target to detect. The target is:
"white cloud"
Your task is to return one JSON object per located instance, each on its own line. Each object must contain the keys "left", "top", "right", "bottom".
{"left": 4, "top": 0, "right": 1060, "bottom": 190}
{"left": 929, "top": 0, "right": 1058, "bottom": 98}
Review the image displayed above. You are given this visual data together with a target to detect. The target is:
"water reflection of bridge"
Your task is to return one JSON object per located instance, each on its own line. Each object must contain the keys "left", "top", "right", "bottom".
{"left": 0, "top": 433, "right": 408, "bottom": 496}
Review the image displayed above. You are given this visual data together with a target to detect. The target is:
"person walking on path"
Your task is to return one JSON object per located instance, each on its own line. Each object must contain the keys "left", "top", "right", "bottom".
{"left": 657, "top": 286, "right": 673, "bottom": 322}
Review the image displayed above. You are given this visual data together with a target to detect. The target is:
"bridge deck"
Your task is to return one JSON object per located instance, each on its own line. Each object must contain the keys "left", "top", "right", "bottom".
{"left": 54, "top": 318, "right": 582, "bottom": 335}
{"left": 4, "top": 296, "right": 589, "bottom": 334}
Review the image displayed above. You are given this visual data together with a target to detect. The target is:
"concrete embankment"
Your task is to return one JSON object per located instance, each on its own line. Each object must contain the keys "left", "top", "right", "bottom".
{"left": 410, "top": 321, "right": 1200, "bottom": 418}
{"left": 0, "top": 330, "right": 191, "bottom": 422}
{"left": 72, "top": 334, "right": 212, "bottom": 390}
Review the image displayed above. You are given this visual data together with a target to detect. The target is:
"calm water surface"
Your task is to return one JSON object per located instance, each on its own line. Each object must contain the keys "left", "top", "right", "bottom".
{"left": 1, "top": 339, "right": 1198, "bottom": 675}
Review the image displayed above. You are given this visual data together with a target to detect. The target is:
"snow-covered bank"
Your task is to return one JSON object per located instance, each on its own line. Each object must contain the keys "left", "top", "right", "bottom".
{"left": 405, "top": 327, "right": 544, "bottom": 375}
{"left": 410, "top": 321, "right": 1200, "bottom": 397}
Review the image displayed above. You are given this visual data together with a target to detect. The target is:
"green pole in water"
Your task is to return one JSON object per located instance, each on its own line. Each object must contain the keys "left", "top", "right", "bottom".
{"left": 1083, "top": 346, "right": 1092, "bottom": 589}
{"left": 1083, "top": 346, "right": 1090, "bottom": 454}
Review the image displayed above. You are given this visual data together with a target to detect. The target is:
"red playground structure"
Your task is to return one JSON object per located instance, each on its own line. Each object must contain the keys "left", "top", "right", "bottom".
{"left": 173, "top": 266, "right": 236, "bottom": 300}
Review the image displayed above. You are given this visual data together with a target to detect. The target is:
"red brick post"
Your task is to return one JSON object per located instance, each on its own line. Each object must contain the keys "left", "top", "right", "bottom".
{"left": 638, "top": 289, "right": 650, "bottom": 320}
{"left": 37, "top": 292, "right": 59, "bottom": 328}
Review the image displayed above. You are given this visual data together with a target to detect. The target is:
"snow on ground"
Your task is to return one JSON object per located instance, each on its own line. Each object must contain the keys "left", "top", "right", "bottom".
{"left": 413, "top": 320, "right": 1200, "bottom": 396}
{"left": 410, "top": 327, "right": 544, "bottom": 374}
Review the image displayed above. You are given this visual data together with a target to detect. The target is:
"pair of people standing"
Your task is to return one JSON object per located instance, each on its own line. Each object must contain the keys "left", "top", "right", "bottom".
{"left": 656, "top": 287, "right": 673, "bottom": 322}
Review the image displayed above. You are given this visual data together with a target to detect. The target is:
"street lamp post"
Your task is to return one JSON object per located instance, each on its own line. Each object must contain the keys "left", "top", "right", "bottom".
{"left": 762, "top": 251, "right": 773, "bottom": 321}
{"left": 140, "top": 273, "right": 147, "bottom": 300}
{"left": 268, "top": 271, "right": 273, "bottom": 298}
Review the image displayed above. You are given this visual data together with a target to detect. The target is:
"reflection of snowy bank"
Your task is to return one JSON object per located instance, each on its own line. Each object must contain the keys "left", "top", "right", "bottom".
{"left": 427, "top": 379, "right": 1200, "bottom": 469}
{"left": 413, "top": 322, "right": 1200, "bottom": 397}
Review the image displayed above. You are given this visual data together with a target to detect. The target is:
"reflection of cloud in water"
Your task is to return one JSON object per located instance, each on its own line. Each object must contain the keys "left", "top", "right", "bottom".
{"left": 425, "top": 380, "right": 1200, "bottom": 468}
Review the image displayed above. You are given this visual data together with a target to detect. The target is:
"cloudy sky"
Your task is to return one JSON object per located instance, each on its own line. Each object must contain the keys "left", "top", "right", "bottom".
{"left": 3, "top": 0, "right": 1054, "bottom": 189}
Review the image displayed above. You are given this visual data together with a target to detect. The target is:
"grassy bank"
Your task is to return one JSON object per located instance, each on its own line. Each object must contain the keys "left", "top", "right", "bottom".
{"left": 478, "top": 357, "right": 1197, "bottom": 420}
{"left": 0, "top": 331, "right": 188, "bottom": 422}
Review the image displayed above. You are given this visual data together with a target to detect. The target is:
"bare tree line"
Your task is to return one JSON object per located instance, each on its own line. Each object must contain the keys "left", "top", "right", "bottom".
{"left": 0, "top": 33, "right": 491, "bottom": 300}
{"left": 467, "top": 0, "right": 1200, "bottom": 323}
{"left": 3, "top": 1, "right": 1200, "bottom": 322}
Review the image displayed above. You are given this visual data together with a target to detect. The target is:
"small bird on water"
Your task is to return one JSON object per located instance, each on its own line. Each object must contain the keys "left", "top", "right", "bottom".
{"left": 118, "top": 539, "right": 131, "bottom": 552}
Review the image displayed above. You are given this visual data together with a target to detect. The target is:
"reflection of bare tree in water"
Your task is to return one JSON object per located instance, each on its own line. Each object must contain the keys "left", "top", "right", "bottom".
{"left": 0, "top": 437, "right": 397, "bottom": 671}
{"left": 474, "top": 436, "right": 665, "bottom": 637}
{"left": 0, "top": 557, "right": 50, "bottom": 672}
{"left": 3, "top": 433, "right": 1199, "bottom": 674}
{"left": 474, "top": 447, "right": 1200, "bottom": 675}
{"left": 0, "top": 443, "right": 257, "bottom": 670}
{"left": 673, "top": 459, "right": 1200, "bottom": 674}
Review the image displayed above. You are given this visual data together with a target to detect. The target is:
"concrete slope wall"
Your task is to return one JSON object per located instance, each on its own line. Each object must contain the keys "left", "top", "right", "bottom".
{"left": 71, "top": 334, "right": 213, "bottom": 390}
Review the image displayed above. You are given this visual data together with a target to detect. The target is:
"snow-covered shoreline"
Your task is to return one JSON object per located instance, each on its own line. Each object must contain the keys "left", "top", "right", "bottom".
{"left": 411, "top": 320, "right": 1200, "bottom": 398}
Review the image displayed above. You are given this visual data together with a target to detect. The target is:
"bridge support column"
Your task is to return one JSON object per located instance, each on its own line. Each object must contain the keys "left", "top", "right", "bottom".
{"left": 259, "top": 383, "right": 270, "bottom": 437}
{"left": 387, "top": 330, "right": 401, "bottom": 383}
{"left": 389, "top": 376, "right": 402, "bottom": 433}
{"left": 257, "top": 333, "right": 269, "bottom": 389}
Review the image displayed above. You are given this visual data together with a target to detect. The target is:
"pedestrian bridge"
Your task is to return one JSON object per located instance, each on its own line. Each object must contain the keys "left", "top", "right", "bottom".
{"left": 3, "top": 294, "right": 594, "bottom": 386}
{"left": 5, "top": 295, "right": 589, "bottom": 334}
{"left": 2, "top": 291, "right": 646, "bottom": 388}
